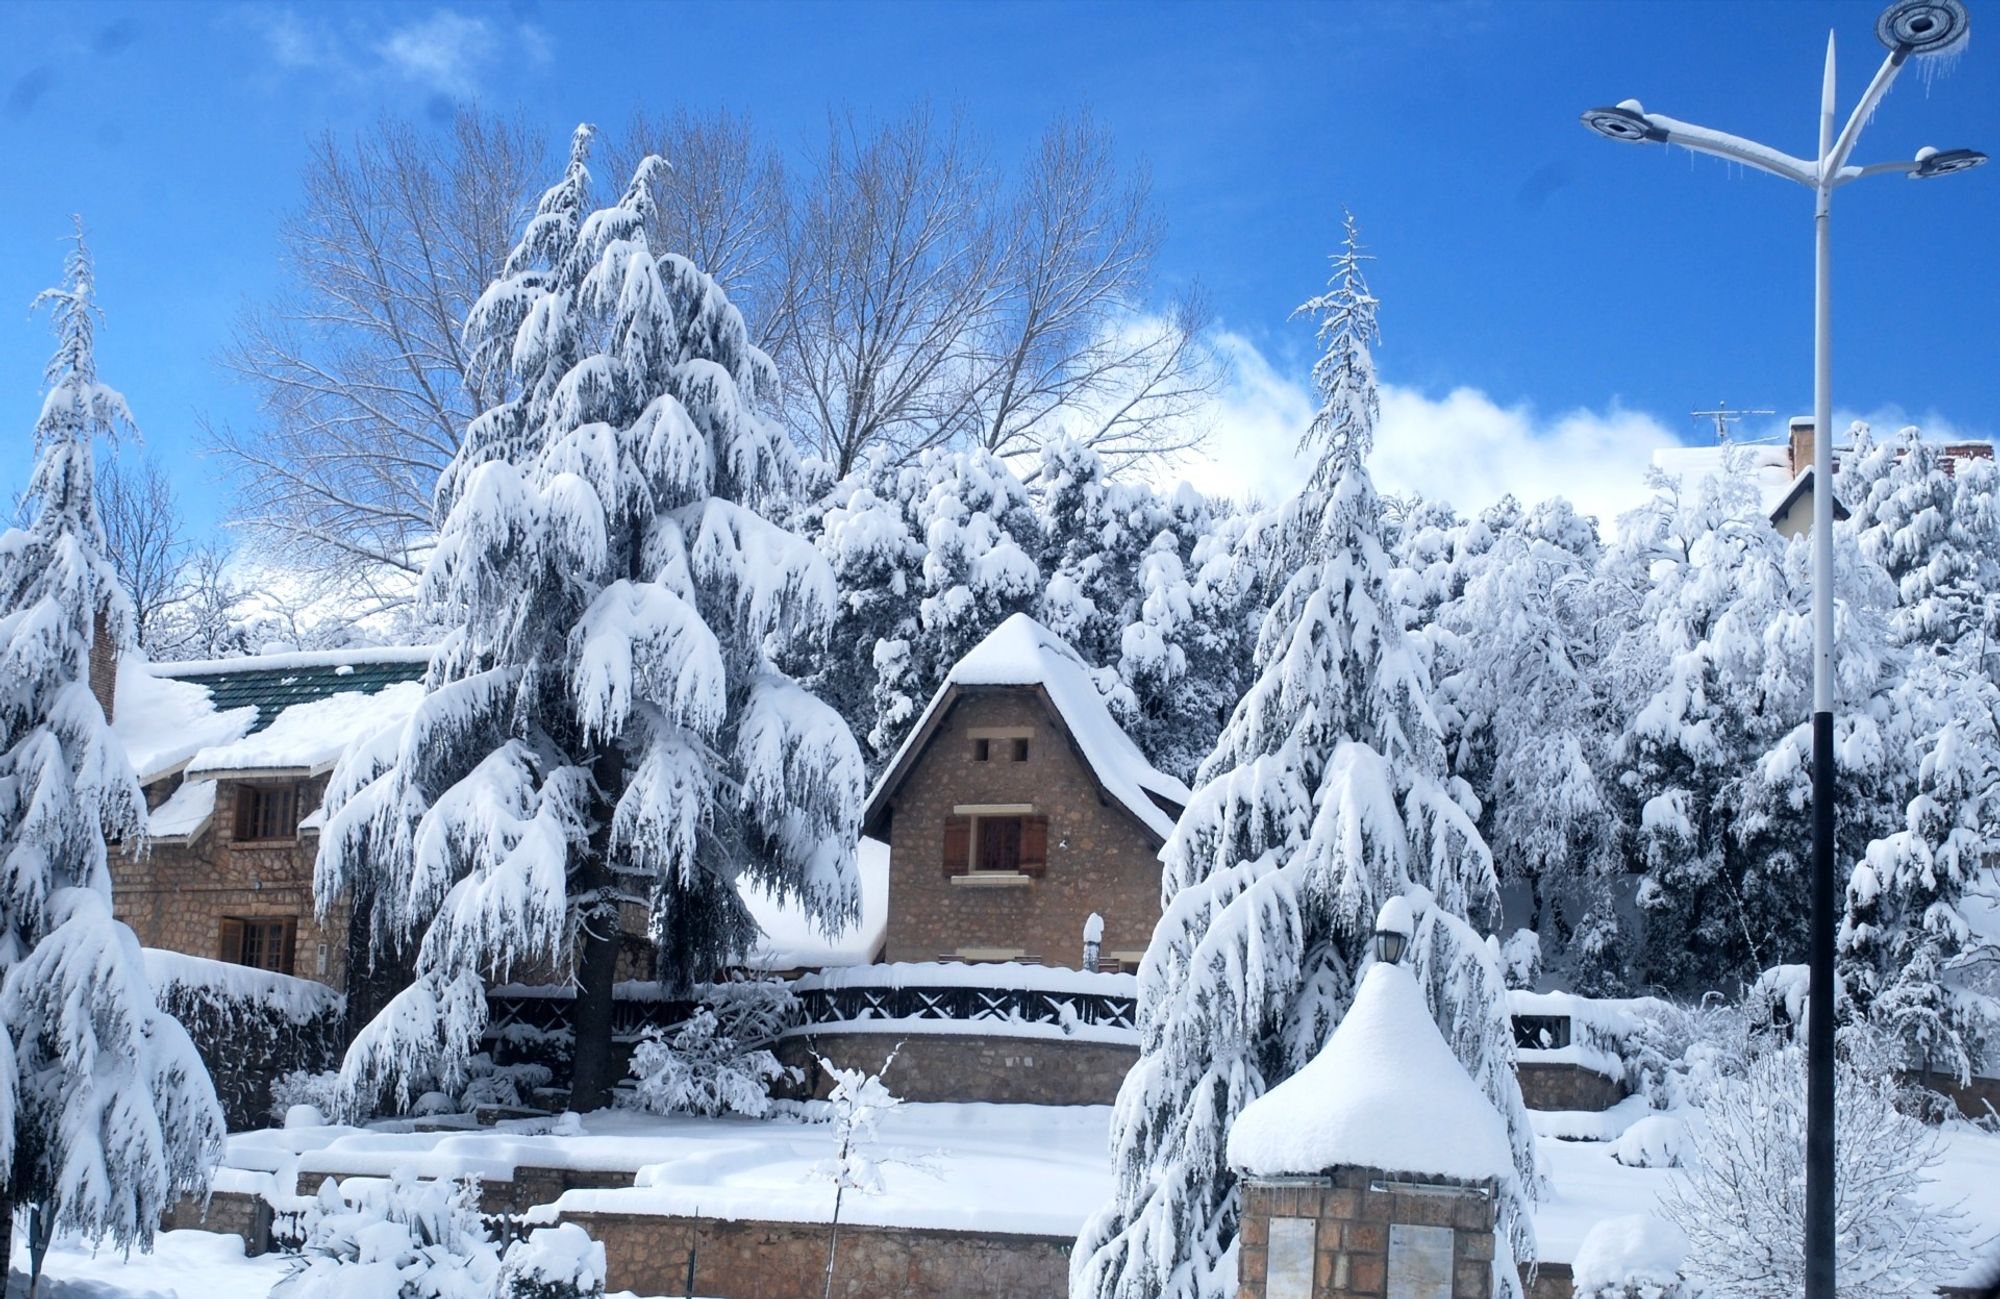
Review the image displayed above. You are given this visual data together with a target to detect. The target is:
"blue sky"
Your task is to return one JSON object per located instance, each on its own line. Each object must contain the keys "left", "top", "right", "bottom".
{"left": 3, "top": 0, "right": 1995, "bottom": 532}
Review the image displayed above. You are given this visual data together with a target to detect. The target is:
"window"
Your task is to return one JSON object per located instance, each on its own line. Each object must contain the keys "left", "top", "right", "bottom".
{"left": 978, "top": 816, "right": 1023, "bottom": 872}
{"left": 1011, "top": 737, "right": 1030, "bottom": 762}
{"left": 234, "top": 782, "right": 300, "bottom": 841}
{"left": 942, "top": 812, "right": 1048, "bottom": 878}
{"left": 973, "top": 738, "right": 991, "bottom": 761}
{"left": 220, "top": 916, "right": 296, "bottom": 975}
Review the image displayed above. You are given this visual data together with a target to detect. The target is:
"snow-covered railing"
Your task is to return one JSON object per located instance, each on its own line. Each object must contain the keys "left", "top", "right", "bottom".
{"left": 794, "top": 961, "right": 1138, "bottom": 1034}
{"left": 145, "top": 949, "right": 345, "bottom": 1130}
{"left": 485, "top": 980, "right": 700, "bottom": 1044}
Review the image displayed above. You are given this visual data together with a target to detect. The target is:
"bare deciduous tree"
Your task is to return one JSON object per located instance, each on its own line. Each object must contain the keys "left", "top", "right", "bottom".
{"left": 610, "top": 107, "right": 794, "bottom": 355}
{"left": 215, "top": 111, "right": 544, "bottom": 578}
{"left": 95, "top": 452, "right": 189, "bottom": 652}
{"left": 782, "top": 107, "right": 1005, "bottom": 478}
{"left": 968, "top": 113, "right": 1215, "bottom": 467}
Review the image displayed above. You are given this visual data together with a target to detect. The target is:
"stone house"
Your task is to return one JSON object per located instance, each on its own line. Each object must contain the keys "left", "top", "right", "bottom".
{"left": 860, "top": 613, "right": 1190, "bottom": 972}
{"left": 103, "top": 647, "right": 429, "bottom": 995}
{"left": 1653, "top": 416, "right": 1992, "bottom": 539}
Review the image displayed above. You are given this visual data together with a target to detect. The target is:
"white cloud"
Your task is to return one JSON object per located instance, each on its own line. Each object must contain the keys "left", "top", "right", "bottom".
{"left": 233, "top": 6, "right": 551, "bottom": 100}
{"left": 378, "top": 11, "right": 499, "bottom": 98}
{"left": 1160, "top": 329, "right": 1680, "bottom": 530}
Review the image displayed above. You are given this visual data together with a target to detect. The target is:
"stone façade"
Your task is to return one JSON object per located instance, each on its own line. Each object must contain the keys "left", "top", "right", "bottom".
{"left": 866, "top": 686, "right": 1173, "bottom": 971}
{"left": 112, "top": 772, "right": 350, "bottom": 993}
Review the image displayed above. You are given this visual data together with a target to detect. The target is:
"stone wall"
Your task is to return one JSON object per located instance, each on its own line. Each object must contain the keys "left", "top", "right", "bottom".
{"left": 560, "top": 1209, "right": 1074, "bottom": 1299}
{"left": 1515, "top": 1063, "right": 1626, "bottom": 1113}
{"left": 878, "top": 689, "right": 1166, "bottom": 970}
{"left": 776, "top": 1029, "right": 1136, "bottom": 1105}
{"left": 162, "top": 1190, "right": 273, "bottom": 1254}
{"left": 112, "top": 774, "right": 349, "bottom": 994}
{"left": 1238, "top": 1169, "right": 1497, "bottom": 1299}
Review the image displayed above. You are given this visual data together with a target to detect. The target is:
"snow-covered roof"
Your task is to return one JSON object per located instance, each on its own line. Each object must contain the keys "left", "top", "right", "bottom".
{"left": 1228, "top": 961, "right": 1513, "bottom": 1182}
{"left": 111, "top": 647, "right": 432, "bottom": 839}
{"left": 111, "top": 657, "right": 259, "bottom": 784}
{"left": 184, "top": 679, "right": 423, "bottom": 778}
{"left": 148, "top": 779, "right": 218, "bottom": 842}
{"left": 739, "top": 836, "right": 890, "bottom": 970}
{"left": 864, "top": 613, "right": 1190, "bottom": 841}
{"left": 1651, "top": 442, "right": 1798, "bottom": 516}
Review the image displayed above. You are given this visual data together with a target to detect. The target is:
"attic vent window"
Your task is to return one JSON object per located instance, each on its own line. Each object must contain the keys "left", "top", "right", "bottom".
{"left": 974, "top": 738, "right": 991, "bottom": 762}
{"left": 1011, "top": 737, "right": 1030, "bottom": 761}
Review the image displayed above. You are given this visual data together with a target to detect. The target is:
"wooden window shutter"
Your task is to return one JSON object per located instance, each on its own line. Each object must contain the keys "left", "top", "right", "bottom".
{"left": 219, "top": 918, "right": 245, "bottom": 965}
{"left": 280, "top": 919, "right": 298, "bottom": 976}
{"left": 1019, "top": 816, "right": 1049, "bottom": 877}
{"left": 942, "top": 815, "right": 971, "bottom": 877}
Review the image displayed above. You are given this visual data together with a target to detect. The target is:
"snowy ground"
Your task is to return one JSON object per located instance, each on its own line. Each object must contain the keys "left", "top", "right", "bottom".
{"left": 18, "top": 1101, "right": 2000, "bottom": 1296}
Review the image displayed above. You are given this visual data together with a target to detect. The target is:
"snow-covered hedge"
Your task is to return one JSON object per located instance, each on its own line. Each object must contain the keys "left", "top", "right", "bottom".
{"left": 145, "top": 948, "right": 345, "bottom": 1130}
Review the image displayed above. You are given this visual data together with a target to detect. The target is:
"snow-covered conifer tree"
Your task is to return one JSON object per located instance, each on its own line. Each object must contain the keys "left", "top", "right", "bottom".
{"left": 1072, "top": 216, "right": 1536, "bottom": 1299}
{"left": 318, "top": 128, "right": 862, "bottom": 1111}
{"left": 1434, "top": 499, "right": 1622, "bottom": 984}
{"left": 1848, "top": 427, "right": 1987, "bottom": 650}
{"left": 864, "top": 448, "right": 1042, "bottom": 756}
{"left": 0, "top": 224, "right": 223, "bottom": 1265}
{"left": 1841, "top": 660, "right": 2000, "bottom": 1081}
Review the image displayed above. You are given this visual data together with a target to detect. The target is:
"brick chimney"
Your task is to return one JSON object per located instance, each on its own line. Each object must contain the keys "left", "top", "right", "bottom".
{"left": 1788, "top": 416, "right": 1816, "bottom": 477}
{"left": 89, "top": 607, "right": 117, "bottom": 722}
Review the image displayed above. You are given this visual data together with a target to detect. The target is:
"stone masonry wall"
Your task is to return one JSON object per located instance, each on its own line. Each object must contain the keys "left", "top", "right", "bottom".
{"left": 1238, "top": 1169, "right": 1496, "bottom": 1299}
{"left": 561, "top": 1209, "right": 1074, "bottom": 1299}
{"left": 880, "top": 689, "right": 1166, "bottom": 969}
{"left": 1514, "top": 1063, "right": 1626, "bottom": 1113}
{"left": 112, "top": 773, "right": 349, "bottom": 994}
{"left": 775, "top": 1030, "right": 1137, "bottom": 1105}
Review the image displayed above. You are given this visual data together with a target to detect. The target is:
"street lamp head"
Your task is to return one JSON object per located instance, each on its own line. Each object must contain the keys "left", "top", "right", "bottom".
{"left": 1910, "top": 146, "right": 1988, "bottom": 179}
{"left": 1876, "top": 0, "right": 1970, "bottom": 55}
{"left": 1580, "top": 100, "right": 1667, "bottom": 145}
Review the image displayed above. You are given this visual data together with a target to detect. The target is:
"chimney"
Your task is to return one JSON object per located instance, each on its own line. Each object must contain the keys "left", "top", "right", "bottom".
{"left": 89, "top": 607, "right": 117, "bottom": 722}
{"left": 1789, "top": 416, "right": 1816, "bottom": 476}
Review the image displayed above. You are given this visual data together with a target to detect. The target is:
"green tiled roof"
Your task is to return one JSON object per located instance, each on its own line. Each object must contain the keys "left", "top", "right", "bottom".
{"left": 160, "top": 655, "right": 429, "bottom": 733}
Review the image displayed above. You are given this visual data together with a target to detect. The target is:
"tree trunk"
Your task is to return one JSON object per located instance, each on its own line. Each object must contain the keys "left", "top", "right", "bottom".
{"left": 568, "top": 748, "right": 628, "bottom": 1111}
{"left": 1, "top": 1189, "right": 13, "bottom": 1293}
{"left": 568, "top": 868, "right": 622, "bottom": 1112}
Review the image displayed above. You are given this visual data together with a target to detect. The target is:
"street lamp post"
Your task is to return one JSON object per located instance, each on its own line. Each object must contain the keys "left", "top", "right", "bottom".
{"left": 1579, "top": 5, "right": 1983, "bottom": 1298}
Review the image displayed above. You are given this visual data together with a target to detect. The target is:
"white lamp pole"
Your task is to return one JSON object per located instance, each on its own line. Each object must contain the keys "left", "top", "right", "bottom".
{"left": 1579, "top": 5, "right": 1983, "bottom": 1298}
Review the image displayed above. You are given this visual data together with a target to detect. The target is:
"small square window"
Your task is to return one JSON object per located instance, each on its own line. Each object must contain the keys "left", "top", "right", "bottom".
{"left": 1011, "top": 737, "right": 1030, "bottom": 762}
{"left": 973, "top": 738, "right": 991, "bottom": 761}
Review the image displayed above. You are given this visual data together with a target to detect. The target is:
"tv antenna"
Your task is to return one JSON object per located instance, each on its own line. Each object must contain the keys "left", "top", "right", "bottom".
{"left": 1690, "top": 401, "right": 1775, "bottom": 443}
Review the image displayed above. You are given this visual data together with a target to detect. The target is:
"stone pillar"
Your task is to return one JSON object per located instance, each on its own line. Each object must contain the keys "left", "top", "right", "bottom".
{"left": 1237, "top": 1167, "right": 1496, "bottom": 1299}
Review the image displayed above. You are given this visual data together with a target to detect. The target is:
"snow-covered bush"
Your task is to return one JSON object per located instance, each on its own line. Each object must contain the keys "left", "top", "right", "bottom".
{"left": 1570, "top": 1214, "right": 1697, "bottom": 1299}
{"left": 496, "top": 1223, "right": 606, "bottom": 1299}
{"left": 274, "top": 1170, "right": 499, "bottom": 1299}
{"left": 621, "top": 979, "right": 799, "bottom": 1117}
{"left": 623, "top": 1009, "right": 790, "bottom": 1118}
{"left": 272, "top": 1070, "right": 345, "bottom": 1125}
{"left": 456, "top": 1054, "right": 555, "bottom": 1112}
{"left": 1662, "top": 1026, "right": 1969, "bottom": 1299}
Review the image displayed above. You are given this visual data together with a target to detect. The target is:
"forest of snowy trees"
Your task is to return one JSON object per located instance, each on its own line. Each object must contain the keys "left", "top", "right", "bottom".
{"left": 4, "top": 96, "right": 1997, "bottom": 1299}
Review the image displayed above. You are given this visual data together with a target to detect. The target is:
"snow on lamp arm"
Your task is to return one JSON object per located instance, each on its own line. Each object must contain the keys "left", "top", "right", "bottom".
{"left": 1577, "top": 7, "right": 1983, "bottom": 1299}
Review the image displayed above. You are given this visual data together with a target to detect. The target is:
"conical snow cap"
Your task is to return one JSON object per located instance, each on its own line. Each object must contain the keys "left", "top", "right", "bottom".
{"left": 1228, "top": 931, "right": 1512, "bottom": 1182}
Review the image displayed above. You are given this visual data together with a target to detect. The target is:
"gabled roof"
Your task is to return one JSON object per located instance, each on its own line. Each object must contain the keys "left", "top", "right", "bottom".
{"left": 1766, "top": 466, "right": 1851, "bottom": 528}
{"left": 862, "top": 613, "right": 1190, "bottom": 843}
